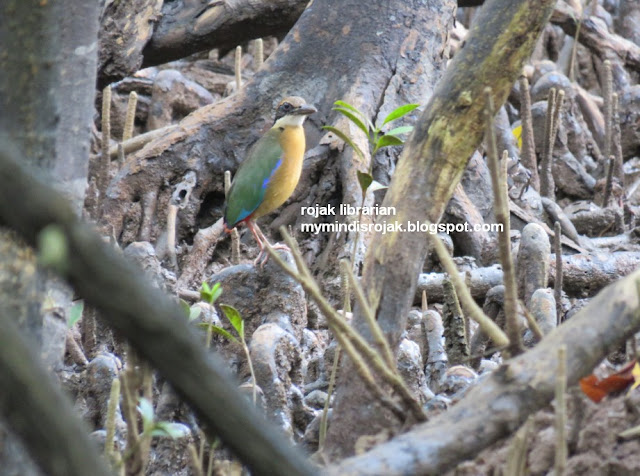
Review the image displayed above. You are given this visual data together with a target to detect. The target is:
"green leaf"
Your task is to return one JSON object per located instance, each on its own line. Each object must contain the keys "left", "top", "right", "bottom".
{"left": 200, "top": 282, "right": 222, "bottom": 304}
{"left": 357, "top": 171, "right": 373, "bottom": 194}
{"left": 322, "top": 126, "right": 365, "bottom": 160}
{"left": 198, "top": 323, "right": 239, "bottom": 343}
{"left": 334, "top": 100, "right": 375, "bottom": 132}
{"left": 220, "top": 304, "right": 244, "bottom": 338}
{"left": 333, "top": 100, "right": 362, "bottom": 116}
{"left": 151, "top": 422, "right": 190, "bottom": 439}
{"left": 189, "top": 305, "right": 202, "bottom": 322}
{"left": 376, "top": 135, "right": 404, "bottom": 149}
{"left": 210, "top": 283, "right": 222, "bottom": 304}
{"left": 381, "top": 104, "right": 420, "bottom": 126}
{"left": 138, "top": 398, "right": 155, "bottom": 430}
{"left": 386, "top": 125, "right": 413, "bottom": 137}
{"left": 67, "top": 301, "right": 84, "bottom": 328}
{"left": 333, "top": 107, "right": 370, "bottom": 139}
{"left": 179, "top": 299, "right": 191, "bottom": 318}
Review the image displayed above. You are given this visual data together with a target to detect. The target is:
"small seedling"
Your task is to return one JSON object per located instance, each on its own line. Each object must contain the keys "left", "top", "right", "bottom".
{"left": 201, "top": 304, "right": 257, "bottom": 405}
{"left": 200, "top": 282, "right": 222, "bottom": 305}
{"left": 323, "top": 100, "right": 418, "bottom": 161}
{"left": 138, "top": 397, "right": 190, "bottom": 439}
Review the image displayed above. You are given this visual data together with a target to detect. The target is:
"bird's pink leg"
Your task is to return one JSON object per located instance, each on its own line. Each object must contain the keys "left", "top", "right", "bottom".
{"left": 246, "top": 220, "right": 289, "bottom": 267}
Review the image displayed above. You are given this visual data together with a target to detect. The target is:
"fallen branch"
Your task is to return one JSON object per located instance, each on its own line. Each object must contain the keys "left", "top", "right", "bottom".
{"left": 330, "top": 269, "right": 640, "bottom": 475}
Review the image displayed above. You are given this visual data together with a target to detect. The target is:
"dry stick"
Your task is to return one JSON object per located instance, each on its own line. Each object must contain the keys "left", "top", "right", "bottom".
{"left": 105, "top": 378, "right": 122, "bottom": 465}
{"left": 342, "top": 259, "right": 396, "bottom": 370}
{"left": 319, "top": 264, "right": 351, "bottom": 450}
{"left": 108, "top": 124, "right": 178, "bottom": 158}
{"left": 166, "top": 204, "right": 179, "bottom": 268}
{"left": 603, "top": 157, "right": 615, "bottom": 208}
{"left": 117, "top": 143, "right": 125, "bottom": 167}
{"left": 235, "top": 46, "right": 242, "bottom": 90}
{"left": 188, "top": 444, "right": 204, "bottom": 476}
{"left": 485, "top": 88, "right": 523, "bottom": 356}
{"left": 519, "top": 300, "right": 544, "bottom": 342}
{"left": 122, "top": 91, "right": 138, "bottom": 142}
{"left": 540, "top": 88, "right": 557, "bottom": 199}
{"left": 254, "top": 38, "right": 264, "bottom": 70}
{"left": 99, "top": 85, "right": 112, "bottom": 204}
{"left": 264, "top": 229, "right": 426, "bottom": 421}
{"left": 505, "top": 417, "right": 533, "bottom": 476}
{"left": 519, "top": 76, "right": 539, "bottom": 191}
{"left": 555, "top": 345, "right": 568, "bottom": 476}
{"left": 602, "top": 59, "right": 613, "bottom": 160}
{"left": 567, "top": 11, "right": 583, "bottom": 82}
{"left": 224, "top": 171, "right": 240, "bottom": 264}
{"left": 612, "top": 92, "right": 625, "bottom": 186}
{"left": 554, "top": 221, "right": 564, "bottom": 325}
{"left": 428, "top": 230, "right": 510, "bottom": 348}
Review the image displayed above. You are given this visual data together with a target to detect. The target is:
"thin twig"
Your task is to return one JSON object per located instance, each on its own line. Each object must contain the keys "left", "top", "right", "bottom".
{"left": 341, "top": 259, "right": 396, "bottom": 369}
{"left": 254, "top": 38, "right": 264, "bottom": 70}
{"left": 225, "top": 171, "right": 240, "bottom": 264}
{"left": 603, "top": 156, "right": 615, "bottom": 208}
{"left": 428, "top": 230, "right": 510, "bottom": 348}
{"left": 105, "top": 378, "right": 121, "bottom": 463}
{"left": 485, "top": 88, "right": 523, "bottom": 356}
{"left": 554, "top": 221, "right": 563, "bottom": 325}
{"left": 540, "top": 88, "right": 557, "bottom": 199}
{"left": 235, "top": 46, "right": 242, "bottom": 90}
{"left": 602, "top": 59, "right": 613, "bottom": 160}
{"left": 99, "top": 85, "right": 112, "bottom": 205}
{"left": 505, "top": 417, "right": 533, "bottom": 476}
{"left": 519, "top": 76, "right": 539, "bottom": 191}
{"left": 612, "top": 92, "right": 624, "bottom": 186}
{"left": 555, "top": 345, "right": 567, "bottom": 476}
{"left": 166, "top": 204, "right": 178, "bottom": 269}
{"left": 264, "top": 229, "right": 426, "bottom": 422}
{"left": 122, "top": 91, "right": 138, "bottom": 143}
{"left": 519, "top": 300, "right": 544, "bottom": 342}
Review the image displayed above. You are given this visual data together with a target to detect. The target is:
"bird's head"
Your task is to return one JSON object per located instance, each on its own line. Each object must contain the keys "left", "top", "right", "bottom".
{"left": 273, "top": 96, "right": 317, "bottom": 128}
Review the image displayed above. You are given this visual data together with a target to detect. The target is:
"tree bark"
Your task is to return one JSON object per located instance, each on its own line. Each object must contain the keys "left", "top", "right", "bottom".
{"left": 98, "top": 0, "right": 164, "bottom": 89}
{"left": 102, "top": 0, "right": 453, "bottom": 289}
{"left": 325, "top": 0, "right": 556, "bottom": 459}
{"left": 142, "top": 0, "right": 306, "bottom": 68}
{"left": 0, "top": 1, "right": 100, "bottom": 474}
{"left": 329, "top": 269, "right": 640, "bottom": 475}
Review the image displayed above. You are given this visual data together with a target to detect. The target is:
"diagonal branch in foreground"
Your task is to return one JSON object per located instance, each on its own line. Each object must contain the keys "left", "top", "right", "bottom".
{"left": 330, "top": 270, "right": 640, "bottom": 475}
{"left": 0, "top": 143, "right": 315, "bottom": 476}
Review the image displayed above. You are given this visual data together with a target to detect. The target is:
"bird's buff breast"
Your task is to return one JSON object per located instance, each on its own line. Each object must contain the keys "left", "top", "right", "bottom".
{"left": 253, "top": 126, "right": 306, "bottom": 219}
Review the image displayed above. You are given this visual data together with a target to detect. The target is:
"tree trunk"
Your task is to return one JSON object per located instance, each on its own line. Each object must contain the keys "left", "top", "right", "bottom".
{"left": 325, "top": 0, "right": 557, "bottom": 459}
{"left": 0, "top": 0, "right": 101, "bottom": 474}
{"left": 102, "top": 0, "right": 453, "bottom": 289}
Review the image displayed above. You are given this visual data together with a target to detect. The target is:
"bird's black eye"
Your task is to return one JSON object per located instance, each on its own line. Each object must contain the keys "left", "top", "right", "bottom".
{"left": 282, "top": 102, "right": 292, "bottom": 111}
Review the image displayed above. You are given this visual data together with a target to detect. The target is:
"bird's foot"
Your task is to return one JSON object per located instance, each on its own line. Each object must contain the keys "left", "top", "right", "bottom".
{"left": 253, "top": 243, "right": 291, "bottom": 268}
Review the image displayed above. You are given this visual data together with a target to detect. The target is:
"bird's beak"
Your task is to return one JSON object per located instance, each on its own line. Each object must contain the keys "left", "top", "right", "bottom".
{"left": 293, "top": 104, "right": 317, "bottom": 115}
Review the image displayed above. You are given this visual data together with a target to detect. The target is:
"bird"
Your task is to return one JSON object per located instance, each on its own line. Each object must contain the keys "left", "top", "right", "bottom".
{"left": 223, "top": 96, "right": 316, "bottom": 265}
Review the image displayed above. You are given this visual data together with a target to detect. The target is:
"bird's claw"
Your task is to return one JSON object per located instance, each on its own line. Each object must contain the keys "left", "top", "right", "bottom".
{"left": 253, "top": 243, "right": 291, "bottom": 269}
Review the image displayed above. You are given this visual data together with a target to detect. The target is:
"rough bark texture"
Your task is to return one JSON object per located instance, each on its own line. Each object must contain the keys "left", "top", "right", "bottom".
{"left": 142, "top": 0, "right": 306, "bottom": 68}
{"left": 329, "top": 269, "right": 640, "bottom": 475}
{"left": 325, "top": 0, "right": 556, "bottom": 458}
{"left": 0, "top": 1, "right": 99, "bottom": 474}
{"left": 98, "top": 0, "right": 164, "bottom": 89}
{"left": 102, "top": 0, "right": 451, "bottom": 290}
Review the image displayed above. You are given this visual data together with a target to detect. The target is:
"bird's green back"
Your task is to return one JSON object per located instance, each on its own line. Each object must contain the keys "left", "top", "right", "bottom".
{"left": 224, "top": 128, "right": 283, "bottom": 228}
